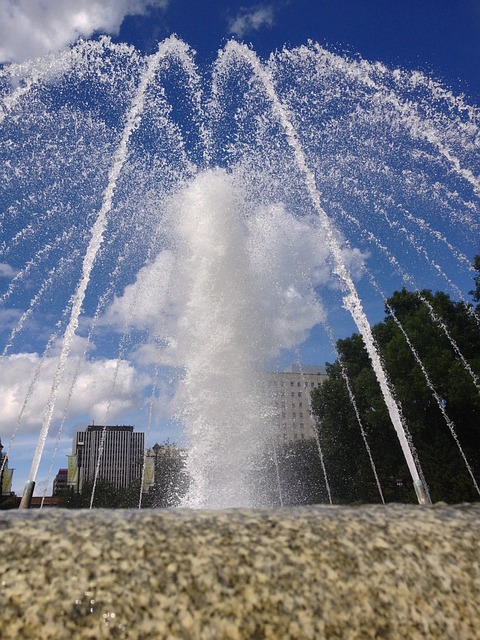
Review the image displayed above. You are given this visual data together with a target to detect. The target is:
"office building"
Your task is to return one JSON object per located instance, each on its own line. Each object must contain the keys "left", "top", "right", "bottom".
{"left": 265, "top": 365, "right": 328, "bottom": 442}
{"left": 72, "top": 425, "right": 144, "bottom": 491}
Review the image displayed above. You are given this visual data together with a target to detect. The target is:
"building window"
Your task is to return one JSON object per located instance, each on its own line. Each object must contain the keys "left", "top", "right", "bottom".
{"left": 297, "top": 381, "right": 301, "bottom": 387}
{"left": 300, "top": 423, "right": 304, "bottom": 429}
{"left": 291, "top": 391, "right": 295, "bottom": 397}
{"left": 299, "top": 402, "right": 303, "bottom": 408}
{"left": 299, "top": 412, "right": 303, "bottom": 418}
{"left": 292, "top": 413, "right": 296, "bottom": 419}
{"left": 290, "top": 381, "right": 294, "bottom": 387}
{"left": 298, "top": 391, "right": 302, "bottom": 397}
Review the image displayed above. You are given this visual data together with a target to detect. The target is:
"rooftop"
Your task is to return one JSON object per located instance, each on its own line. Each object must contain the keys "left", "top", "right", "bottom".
{"left": 282, "top": 364, "right": 327, "bottom": 375}
{"left": 86, "top": 425, "right": 134, "bottom": 433}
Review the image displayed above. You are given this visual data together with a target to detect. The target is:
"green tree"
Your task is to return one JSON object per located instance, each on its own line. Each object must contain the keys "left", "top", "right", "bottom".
{"left": 254, "top": 439, "right": 330, "bottom": 507}
{"left": 469, "top": 255, "right": 480, "bottom": 309}
{"left": 141, "top": 443, "right": 190, "bottom": 508}
{"left": 62, "top": 443, "right": 190, "bottom": 509}
{"left": 312, "top": 285, "right": 480, "bottom": 504}
{"left": 63, "top": 478, "right": 143, "bottom": 508}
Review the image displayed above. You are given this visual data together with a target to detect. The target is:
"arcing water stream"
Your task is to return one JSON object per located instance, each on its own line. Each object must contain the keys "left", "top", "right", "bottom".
{"left": 0, "top": 37, "right": 478, "bottom": 507}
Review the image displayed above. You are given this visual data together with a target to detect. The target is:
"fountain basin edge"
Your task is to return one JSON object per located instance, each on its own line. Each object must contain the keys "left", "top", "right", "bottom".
{"left": 1, "top": 503, "right": 479, "bottom": 639}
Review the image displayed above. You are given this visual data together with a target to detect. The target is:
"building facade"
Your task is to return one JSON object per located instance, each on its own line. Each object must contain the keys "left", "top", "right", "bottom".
{"left": 52, "top": 468, "right": 69, "bottom": 495}
{"left": 72, "top": 425, "right": 144, "bottom": 491}
{"left": 1, "top": 437, "right": 14, "bottom": 497}
{"left": 265, "top": 365, "right": 328, "bottom": 443}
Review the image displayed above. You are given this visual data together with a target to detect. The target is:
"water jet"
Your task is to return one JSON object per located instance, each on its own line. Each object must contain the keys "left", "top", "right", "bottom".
{"left": 0, "top": 36, "right": 478, "bottom": 506}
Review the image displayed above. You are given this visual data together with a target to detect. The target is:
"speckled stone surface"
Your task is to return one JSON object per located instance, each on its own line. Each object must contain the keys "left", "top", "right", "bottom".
{"left": 1, "top": 504, "right": 479, "bottom": 639}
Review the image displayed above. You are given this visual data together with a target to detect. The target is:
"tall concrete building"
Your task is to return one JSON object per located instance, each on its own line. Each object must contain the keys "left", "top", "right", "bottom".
{"left": 72, "top": 425, "right": 144, "bottom": 491}
{"left": 265, "top": 365, "right": 328, "bottom": 443}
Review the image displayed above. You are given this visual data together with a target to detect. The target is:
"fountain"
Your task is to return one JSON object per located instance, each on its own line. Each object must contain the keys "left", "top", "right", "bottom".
{"left": 1, "top": 37, "right": 479, "bottom": 636}
{"left": 1, "top": 35, "right": 478, "bottom": 506}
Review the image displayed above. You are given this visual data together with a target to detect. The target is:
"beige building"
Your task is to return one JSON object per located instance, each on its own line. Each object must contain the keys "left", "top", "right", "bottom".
{"left": 265, "top": 365, "right": 328, "bottom": 443}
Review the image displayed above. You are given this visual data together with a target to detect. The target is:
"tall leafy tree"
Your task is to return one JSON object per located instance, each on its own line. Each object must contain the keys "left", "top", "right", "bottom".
{"left": 470, "top": 255, "right": 480, "bottom": 310}
{"left": 63, "top": 479, "right": 143, "bottom": 508}
{"left": 312, "top": 278, "right": 480, "bottom": 504}
{"left": 254, "top": 439, "right": 330, "bottom": 507}
{"left": 141, "top": 443, "right": 190, "bottom": 508}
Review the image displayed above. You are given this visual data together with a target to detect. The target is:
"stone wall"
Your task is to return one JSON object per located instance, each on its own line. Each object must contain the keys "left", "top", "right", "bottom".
{"left": 1, "top": 504, "right": 479, "bottom": 638}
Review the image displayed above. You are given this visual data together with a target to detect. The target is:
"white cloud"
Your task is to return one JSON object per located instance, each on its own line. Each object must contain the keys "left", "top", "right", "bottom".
{"left": 104, "top": 250, "right": 175, "bottom": 332}
{"left": 227, "top": 4, "right": 275, "bottom": 37}
{"left": 0, "top": 307, "right": 22, "bottom": 330}
{"left": 0, "top": 263, "right": 17, "bottom": 278}
{"left": 101, "top": 169, "right": 365, "bottom": 368}
{"left": 0, "top": 0, "right": 169, "bottom": 64}
{"left": 0, "top": 335, "right": 151, "bottom": 437}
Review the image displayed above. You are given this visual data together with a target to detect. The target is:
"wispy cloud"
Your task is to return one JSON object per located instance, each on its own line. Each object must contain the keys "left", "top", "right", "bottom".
{"left": 0, "top": 263, "right": 18, "bottom": 278}
{"left": 227, "top": 4, "right": 275, "bottom": 38}
{"left": 0, "top": 0, "right": 169, "bottom": 64}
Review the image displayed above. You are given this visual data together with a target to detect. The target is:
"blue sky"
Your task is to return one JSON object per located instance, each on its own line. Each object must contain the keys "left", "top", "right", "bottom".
{"left": 1, "top": 1, "right": 479, "bottom": 97}
{"left": 126, "top": 0, "right": 480, "bottom": 97}
{"left": 0, "top": 0, "right": 479, "bottom": 495}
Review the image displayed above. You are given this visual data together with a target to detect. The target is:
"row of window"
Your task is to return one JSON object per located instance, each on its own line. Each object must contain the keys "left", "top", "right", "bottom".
{"left": 268, "top": 380, "right": 321, "bottom": 388}
{"left": 275, "top": 401, "right": 304, "bottom": 408}
{"left": 281, "top": 432, "right": 306, "bottom": 440}
{"left": 275, "top": 390, "right": 306, "bottom": 398}
{"left": 282, "top": 423, "right": 305, "bottom": 429}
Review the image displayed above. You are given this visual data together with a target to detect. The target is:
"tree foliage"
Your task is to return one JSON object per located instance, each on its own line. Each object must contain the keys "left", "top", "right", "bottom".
{"left": 141, "top": 445, "right": 190, "bottom": 508}
{"left": 254, "top": 439, "right": 330, "bottom": 507}
{"left": 469, "top": 255, "right": 480, "bottom": 309}
{"left": 62, "top": 444, "right": 190, "bottom": 509}
{"left": 311, "top": 281, "right": 480, "bottom": 504}
{"left": 63, "top": 479, "right": 143, "bottom": 508}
